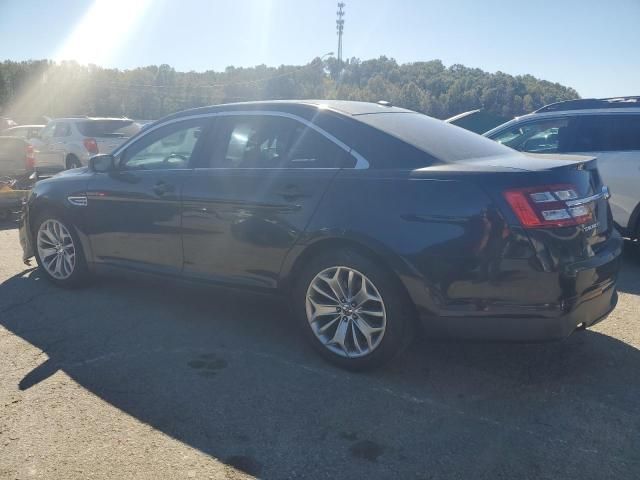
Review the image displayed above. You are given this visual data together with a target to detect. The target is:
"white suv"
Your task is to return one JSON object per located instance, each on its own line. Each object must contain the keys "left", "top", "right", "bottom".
{"left": 36, "top": 117, "right": 140, "bottom": 171}
{"left": 485, "top": 97, "right": 640, "bottom": 238}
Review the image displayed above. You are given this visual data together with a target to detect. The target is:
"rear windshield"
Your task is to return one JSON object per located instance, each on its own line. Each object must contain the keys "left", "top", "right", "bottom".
{"left": 76, "top": 120, "right": 138, "bottom": 138}
{"left": 356, "top": 112, "right": 513, "bottom": 162}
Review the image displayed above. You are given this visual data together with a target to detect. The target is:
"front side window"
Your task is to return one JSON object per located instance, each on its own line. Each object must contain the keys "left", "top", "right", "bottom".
{"left": 491, "top": 118, "right": 570, "bottom": 153}
{"left": 119, "top": 120, "right": 206, "bottom": 170}
{"left": 210, "top": 115, "right": 353, "bottom": 169}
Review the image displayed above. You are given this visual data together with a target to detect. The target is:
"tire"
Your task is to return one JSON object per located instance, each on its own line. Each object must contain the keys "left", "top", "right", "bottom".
{"left": 66, "top": 155, "right": 81, "bottom": 169}
{"left": 292, "top": 248, "right": 415, "bottom": 370}
{"left": 33, "top": 213, "right": 89, "bottom": 288}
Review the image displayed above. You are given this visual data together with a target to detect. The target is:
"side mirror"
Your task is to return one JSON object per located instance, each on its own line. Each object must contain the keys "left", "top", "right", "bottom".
{"left": 89, "top": 154, "right": 115, "bottom": 173}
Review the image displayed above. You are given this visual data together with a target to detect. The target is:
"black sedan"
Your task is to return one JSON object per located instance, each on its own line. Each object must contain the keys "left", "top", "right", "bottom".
{"left": 19, "top": 100, "right": 622, "bottom": 369}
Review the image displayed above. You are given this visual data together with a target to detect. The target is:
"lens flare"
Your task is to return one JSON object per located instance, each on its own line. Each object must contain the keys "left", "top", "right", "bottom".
{"left": 54, "top": 0, "right": 153, "bottom": 66}
{"left": 7, "top": 0, "right": 152, "bottom": 119}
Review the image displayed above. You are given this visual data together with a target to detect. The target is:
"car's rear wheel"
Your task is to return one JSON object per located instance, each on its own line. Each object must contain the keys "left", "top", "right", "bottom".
{"left": 292, "top": 248, "right": 414, "bottom": 370}
{"left": 34, "top": 215, "right": 88, "bottom": 287}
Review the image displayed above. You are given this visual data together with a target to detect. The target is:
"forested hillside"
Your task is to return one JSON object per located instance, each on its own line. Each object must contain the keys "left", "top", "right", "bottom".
{"left": 0, "top": 56, "right": 579, "bottom": 121}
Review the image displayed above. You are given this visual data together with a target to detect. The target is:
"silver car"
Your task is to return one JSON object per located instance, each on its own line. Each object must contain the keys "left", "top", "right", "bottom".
{"left": 1, "top": 125, "right": 45, "bottom": 142}
{"left": 36, "top": 117, "right": 141, "bottom": 170}
{"left": 484, "top": 97, "right": 640, "bottom": 238}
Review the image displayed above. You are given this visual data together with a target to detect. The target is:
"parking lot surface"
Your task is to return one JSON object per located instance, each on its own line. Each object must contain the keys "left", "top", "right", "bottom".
{"left": 1, "top": 223, "right": 640, "bottom": 479}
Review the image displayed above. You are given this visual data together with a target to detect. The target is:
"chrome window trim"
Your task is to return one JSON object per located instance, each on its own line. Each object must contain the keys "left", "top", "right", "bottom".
{"left": 112, "top": 110, "right": 369, "bottom": 169}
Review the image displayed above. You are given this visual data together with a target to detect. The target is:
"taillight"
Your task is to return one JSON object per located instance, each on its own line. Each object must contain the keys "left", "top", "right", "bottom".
{"left": 83, "top": 138, "right": 99, "bottom": 154}
{"left": 25, "top": 144, "right": 35, "bottom": 170}
{"left": 504, "top": 184, "right": 593, "bottom": 228}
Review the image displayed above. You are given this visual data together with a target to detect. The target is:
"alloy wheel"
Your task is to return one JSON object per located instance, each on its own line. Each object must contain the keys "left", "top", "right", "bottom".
{"left": 37, "top": 219, "right": 76, "bottom": 280}
{"left": 305, "top": 266, "right": 387, "bottom": 358}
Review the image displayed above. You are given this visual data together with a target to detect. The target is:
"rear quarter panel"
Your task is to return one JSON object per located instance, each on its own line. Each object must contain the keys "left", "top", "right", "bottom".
{"left": 283, "top": 169, "right": 542, "bottom": 319}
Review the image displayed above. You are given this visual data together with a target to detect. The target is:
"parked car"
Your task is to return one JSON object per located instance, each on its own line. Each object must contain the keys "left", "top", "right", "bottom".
{"left": 445, "top": 109, "right": 508, "bottom": 133}
{"left": 1, "top": 124, "right": 45, "bottom": 142}
{"left": 36, "top": 117, "right": 140, "bottom": 170}
{"left": 19, "top": 100, "right": 621, "bottom": 369}
{"left": 0, "top": 117, "right": 17, "bottom": 131}
{"left": 11, "top": 115, "right": 50, "bottom": 126}
{"left": 484, "top": 96, "right": 640, "bottom": 238}
{"left": 0, "top": 136, "right": 35, "bottom": 188}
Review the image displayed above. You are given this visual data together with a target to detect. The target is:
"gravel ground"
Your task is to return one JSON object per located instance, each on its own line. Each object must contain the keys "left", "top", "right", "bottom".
{"left": 1, "top": 223, "right": 640, "bottom": 479}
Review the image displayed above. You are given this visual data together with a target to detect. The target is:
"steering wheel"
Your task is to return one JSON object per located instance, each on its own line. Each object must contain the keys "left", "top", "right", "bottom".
{"left": 162, "top": 153, "right": 189, "bottom": 166}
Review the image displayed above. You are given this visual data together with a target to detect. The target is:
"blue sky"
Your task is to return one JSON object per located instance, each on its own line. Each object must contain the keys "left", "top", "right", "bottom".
{"left": 0, "top": 0, "right": 638, "bottom": 98}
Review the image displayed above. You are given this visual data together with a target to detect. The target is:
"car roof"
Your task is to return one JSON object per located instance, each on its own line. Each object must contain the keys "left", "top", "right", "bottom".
{"left": 158, "top": 100, "right": 413, "bottom": 124}
{"left": 51, "top": 117, "right": 133, "bottom": 122}
{"left": 485, "top": 107, "right": 640, "bottom": 135}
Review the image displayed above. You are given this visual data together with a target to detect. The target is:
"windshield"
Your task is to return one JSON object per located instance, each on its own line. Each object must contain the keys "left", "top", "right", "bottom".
{"left": 358, "top": 112, "right": 513, "bottom": 162}
{"left": 76, "top": 120, "right": 138, "bottom": 138}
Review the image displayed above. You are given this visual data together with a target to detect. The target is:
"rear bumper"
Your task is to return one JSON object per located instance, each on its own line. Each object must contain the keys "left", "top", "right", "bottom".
{"left": 419, "top": 281, "right": 617, "bottom": 341}
{"left": 418, "top": 233, "right": 623, "bottom": 342}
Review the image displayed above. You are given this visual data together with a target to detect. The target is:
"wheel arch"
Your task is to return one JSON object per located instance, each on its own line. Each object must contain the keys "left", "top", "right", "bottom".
{"left": 280, "top": 235, "right": 422, "bottom": 317}
{"left": 28, "top": 195, "right": 94, "bottom": 266}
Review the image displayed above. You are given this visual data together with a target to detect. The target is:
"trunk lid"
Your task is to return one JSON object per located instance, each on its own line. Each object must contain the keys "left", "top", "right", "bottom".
{"left": 414, "top": 152, "right": 614, "bottom": 265}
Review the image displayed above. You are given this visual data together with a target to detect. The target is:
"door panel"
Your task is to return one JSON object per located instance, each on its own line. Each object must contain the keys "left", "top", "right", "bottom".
{"left": 181, "top": 168, "right": 337, "bottom": 287}
{"left": 563, "top": 115, "right": 640, "bottom": 229}
{"left": 85, "top": 170, "right": 187, "bottom": 271}
{"left": 579, "top": 151, "right": 639, "bottom": 228}
{"left": 84, "top": 118, "right": 210, "bottom": 272}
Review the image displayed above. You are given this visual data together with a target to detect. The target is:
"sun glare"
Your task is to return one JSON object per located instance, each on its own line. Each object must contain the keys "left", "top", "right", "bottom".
{"left": 54, "top": 0, "right": 153, "bottom": 66}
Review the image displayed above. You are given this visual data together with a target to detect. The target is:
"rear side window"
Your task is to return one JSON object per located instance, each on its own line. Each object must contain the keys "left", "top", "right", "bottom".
{"left": 209, "top": 115, "right": 354, "bottom": 169}
{"left": 77, "top": 120, "right": 138, "bottom": 138}
{"left": 357, "top": 112, "right": 511, "bottom": 164}
{"left": 571, "top": 115, "right": 640, "bottom": 152}
{"left": 312, "top": 112, "right": 435, "bottom": 169}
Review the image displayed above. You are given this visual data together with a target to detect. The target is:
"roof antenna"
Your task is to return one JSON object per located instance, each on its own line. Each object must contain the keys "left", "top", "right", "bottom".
{"left": 377, "top": 100, "right": 392, "bottom": 107}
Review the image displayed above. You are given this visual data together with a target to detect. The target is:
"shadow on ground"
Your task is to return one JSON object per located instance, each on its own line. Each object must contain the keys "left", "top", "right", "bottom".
{"left": 618, "top": 240, "right": 640, "bottom": 294}
{"left": 1, "top": 257, "right": 640, "bottom": 478}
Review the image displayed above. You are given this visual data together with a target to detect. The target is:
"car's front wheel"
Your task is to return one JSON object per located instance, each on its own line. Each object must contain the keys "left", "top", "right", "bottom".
{"left": 293, "top": 249, "right": 414, "bottom": 370}
{"left": 34, "top": 215, "right": 88, "bottom": 287}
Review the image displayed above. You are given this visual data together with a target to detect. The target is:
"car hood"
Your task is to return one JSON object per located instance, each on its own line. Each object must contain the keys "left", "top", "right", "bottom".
{"left": 55, "top": 166, "right": 91, "bottom": 177}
